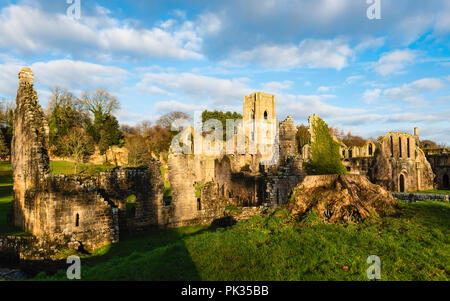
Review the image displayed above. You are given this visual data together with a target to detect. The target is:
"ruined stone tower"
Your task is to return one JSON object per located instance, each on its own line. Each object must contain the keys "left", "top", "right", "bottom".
{"left": 279, "top": 115, "right": 298, "bottom": 163}
{"left": 12, "top": 67, "right": 50, "bottom": 231}
{"left": 243, "top": 92, "right": 276, "bottom": 161}
{"left": 11, "top": 67, "right": 121, "bottom": 251}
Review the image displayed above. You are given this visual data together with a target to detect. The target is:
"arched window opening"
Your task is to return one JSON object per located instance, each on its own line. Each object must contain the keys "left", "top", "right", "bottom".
{"left": 390, "top": 136, "right": 394, "bottom": 157}
{"left": 399, "top": 174, "right": 406, "bottom": 192}
{"left": 342, "top": 150, "right": 346, "bottom": 157}
{"left": 75, "top": 213, "right": 80, "bottom": 227}
{"left": 264, "top": 111, "right": 268, "bottom": 120}
{"left": 407, "top": 138, "right": 411, "bottom": 158}
{"left": 443, "top": 174, "right": 449, "bottom": 189}
{"left": 349, "top": 149, "right": 353, "bottom": 158}
{"left": 368, "top": 144, "right": 373, "bottom": 156}
{"left": 399, "top": 137, "right": 402, "bottom": 157}
{"left": 197, "top": 198, "right": 202, "bottom": 211}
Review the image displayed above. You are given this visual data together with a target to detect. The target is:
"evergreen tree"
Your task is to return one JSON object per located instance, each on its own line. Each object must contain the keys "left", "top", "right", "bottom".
{"left": 47, "top": 87, "right": 89, "bottom": 155}
{"left": 0, "top": 129, "right": 9, "bottom": 160}
{"left": 201, "top": 110, "right": 243, "bottom": 130}
{"left": 98, "top": 114, "right": 124, "bottom": 155}
{"left": 304, "top": 115, "right": 347, "bottom": 175}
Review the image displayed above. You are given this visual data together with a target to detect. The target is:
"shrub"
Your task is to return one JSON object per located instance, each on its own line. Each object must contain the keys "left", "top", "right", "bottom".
{"left": 304, "top": 115, "right": 347, "bottom": 175}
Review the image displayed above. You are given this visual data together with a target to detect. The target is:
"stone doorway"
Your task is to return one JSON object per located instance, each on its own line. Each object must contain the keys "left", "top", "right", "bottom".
{"left": 399, "top": 174, "right": 406, "bottom": 192}
{"left": 443, "top": 174, "right": 449, "bottom": 189}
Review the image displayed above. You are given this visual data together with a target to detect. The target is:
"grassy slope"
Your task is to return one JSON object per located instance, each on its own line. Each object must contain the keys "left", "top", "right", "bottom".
{"left": 415, "top": 189, "right": 450, "bottom": 195}
{"left": 49, "top": 161, "right": 116, "bottom": 175}
{"left": 0, "top": 161, "right": 16, "bottom": 235}
{"left": 36, "top": 202, "right": 450, "bottom": 281}
{"left": 1, "top": 162, "right": 448, "bottom": 281}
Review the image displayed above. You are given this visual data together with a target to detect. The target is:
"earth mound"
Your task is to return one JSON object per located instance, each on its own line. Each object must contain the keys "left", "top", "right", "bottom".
{"left": 287, "top": 174, "right": 399, "bottom": 223}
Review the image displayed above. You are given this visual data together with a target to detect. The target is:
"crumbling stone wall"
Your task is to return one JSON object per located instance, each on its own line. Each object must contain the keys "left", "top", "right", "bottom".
{"left": 369, "top": 132, "right": 434, "bottom": 192}
{"left": 266, "top": 157, "right": 305, "bottom": 207}
{"left": 392, "top": 192, "right": 449, "bottom": 203}
{"left": 279, "top": 115, "right": 298, "bottom": 163}
{"left": 340, "top": 139, "right": 376, "bottom": 159}
{"left": 12, "top": 68, "right": 50, "bottom": 232}
{"left": 96, "top": 162, "right": 164, "bottom": 230}
{"left": 166, "top": 151, "right": 270, "bottom": 227}
{"left": 11, "top": 68, "right": 120, "bottom": 252}
{"left": 40, "top": 175, "right": 120, "bottom": 251}
{"left": 342, "top": 157, "right": 374, "bottom": 175}
{"left": 424, "top": 149, "right": 450, "bottom": 190}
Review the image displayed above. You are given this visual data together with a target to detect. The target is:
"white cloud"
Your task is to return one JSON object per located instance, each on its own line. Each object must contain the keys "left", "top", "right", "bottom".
{"left": 383, "top": 78, "right": 445, "bottom": 105}
{"left": 355, "top": 37, "right": 386, "bottom": 52}
{"left": 373, "top": 49, "right": 418, "bottom": 76}
{"left": 317, "top": 86, "right": 330, "bottom": 93}
{"left": 116, "top": 110, "right": 155, "bottom": 124}
{"left": 32, "top": 60, "right": 128, "bottom": 92}
{"left": 346, "top": 75, "right": 364, "bottom": 84}
{"left": 196, "top": 13, "right": 222, "bottom": 36}
{"left": 0, "top": 59, "right": 128, "bottom": 100}
{"left": 0, "top": 62, "right": 24, "bottom": 97}
{"left": 434, "top": 2, "right": 450, "bottom": 35}
{"left": 275, "top": 93, "right": 363, "bottom": 123}
{"left": 262, "top": 81, "right": 293, "bottom": 93}
{"left": 154, "top": 100, "right": 207, "bottom": 116}
{"left": 136, "top": 72, "right": 253, "bottom": 105}
{"left": 225, "top": 38, "right": 353, "bottom": 70}
{"left": 363, "top": 89, "right": 381, "bottom": 104}
{"left": 0, "top": 4, "right": 204, "bottom": 60}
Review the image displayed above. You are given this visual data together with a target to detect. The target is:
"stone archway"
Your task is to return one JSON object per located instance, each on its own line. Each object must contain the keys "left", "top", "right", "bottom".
{"left": 443, "top": 174, "right": 449, "bottom": 189}
{"left": 399, "top": 174, "right": 406, "bottom": 192}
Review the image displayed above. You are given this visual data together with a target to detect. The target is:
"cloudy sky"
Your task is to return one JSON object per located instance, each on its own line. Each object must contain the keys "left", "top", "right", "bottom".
{"left": 0, "top": 0, "right": 449, "bottom": 143}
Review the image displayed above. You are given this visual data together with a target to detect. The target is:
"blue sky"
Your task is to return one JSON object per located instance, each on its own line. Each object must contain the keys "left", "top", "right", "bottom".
{"left": 0, "top": 0, "right": 449, "bottom": 144}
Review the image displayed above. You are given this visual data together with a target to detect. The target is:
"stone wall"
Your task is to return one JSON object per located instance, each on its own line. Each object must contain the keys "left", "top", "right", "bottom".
{"left": 266, "top": 157, "right": 305, "bottom": 208}
{"left": 10, "top": 68, "right": 124, "bottom": 252}
{"left": 425, "top": 150, "right": 450, "bottom": 190}
{"left": 342, "top": 157, "right": 374, "bottom": 175}
{"left": 369, "top": 132, "right": 434, "bottom": 192}
{"left": 95, "top": 162, "right": 164, "bottom": 230}
{"left": 392, "top": 192, "right": 449, "bottom": 203}
{"left": 340, "top": 139, "right": 376, "bottom": 159}
{"left": 279, "top": 115, "right": 298, "bottom": 163}
{"left": 12, "top": 68, "right": 50, "bottom": 232}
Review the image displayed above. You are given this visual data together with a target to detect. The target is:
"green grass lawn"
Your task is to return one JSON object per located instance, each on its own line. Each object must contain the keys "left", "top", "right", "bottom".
{"left": 160, "top": 167, "right": 172, "bottom": 204}
{"left": 415, "top": 189, "right": 450, "bottom": 195}
{"left": 0, "top": 161, "right": 28, "bottom": 235}
{"left": 50, "top": 161, "right": 116, "bottom": 175}
{"left": 34, "top": 201, "right": 450, "bottom": 281}
{"left": 1, "top": 161, "right": 449, "bottom": 281}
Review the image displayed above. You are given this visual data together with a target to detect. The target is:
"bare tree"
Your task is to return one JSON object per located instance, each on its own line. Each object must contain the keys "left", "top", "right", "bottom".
{"left": 156, "top": 111, "right": 191, "bottom": 129}
{"left": 0, "top": 99, "right": 14, "bottom": 125}
{"left": 136, "top": 120, "right": 153, "bottom": 136}
{"left": 80, "top": 89, "right": 120, "bottom": 118}
{"left": 60, "top": 128, "right": 95, "bottom": 174}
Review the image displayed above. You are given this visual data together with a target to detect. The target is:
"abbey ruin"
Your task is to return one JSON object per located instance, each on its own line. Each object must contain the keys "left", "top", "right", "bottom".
{"left": 9, "top": 68, "right": 450, "bottom": 252}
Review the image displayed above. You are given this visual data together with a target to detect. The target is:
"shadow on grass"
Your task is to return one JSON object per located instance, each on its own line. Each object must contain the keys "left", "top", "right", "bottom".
{"left": 31, "top": 225, "right": 228, "bottom": 281}
{"left": 397, "top": 200, "right": 450, "bottom": 230}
